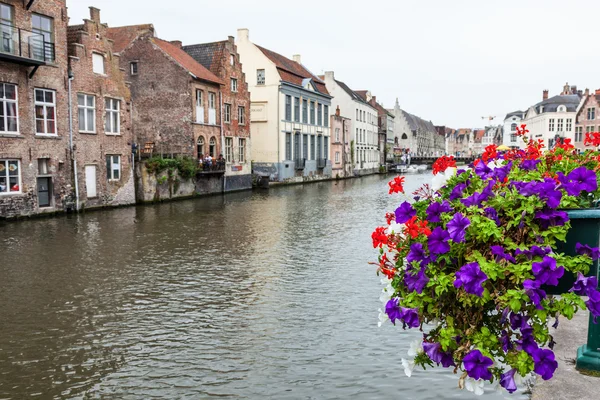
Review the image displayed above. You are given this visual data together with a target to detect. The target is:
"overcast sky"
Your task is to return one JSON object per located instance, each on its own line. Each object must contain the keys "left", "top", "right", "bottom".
{"left": 68, "top": 0, "right": 600, "bottom": 129}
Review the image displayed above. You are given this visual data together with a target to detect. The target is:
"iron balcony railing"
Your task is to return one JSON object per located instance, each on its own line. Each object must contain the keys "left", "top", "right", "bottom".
{"left": 317, "top": 158, "right": 327, "bottom": 169}
{"left": 295, "top": 158, "right": 305, "bottom": 170}
{"left": 0, "top": 22, "right": 55, "bottom": 63}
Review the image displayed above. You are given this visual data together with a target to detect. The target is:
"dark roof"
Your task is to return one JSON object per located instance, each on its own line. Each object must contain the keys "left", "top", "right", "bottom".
{"left": 504, "top": 110, "right": 525, "bottom": 120}
{"left": 335, "top": 79, "right": 368, "bottom": 104}
{"left": 106, "top": 24, "right": 155, "bottom": 53}
{"left": 354, "top": 90, "right": 368, "bottom": 101}
{"left": 534, "top": 94, "right": 581, "bottom": 114}
{"left": 152, "top": 38, "right": 224, "bottom": 85}
{"left": 401, "top": 110, "right": 435, "bottom": 132}
{"left": 256, "top": 46, "right": 329, "bottom": 95}
{"left": 182, "top": 41, "right": 227, "bottom": 76}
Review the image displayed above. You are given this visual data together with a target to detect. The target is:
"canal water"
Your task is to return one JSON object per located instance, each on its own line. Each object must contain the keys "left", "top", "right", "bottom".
{"left": 0, "top": 174, "right": 521, "bottom": 399}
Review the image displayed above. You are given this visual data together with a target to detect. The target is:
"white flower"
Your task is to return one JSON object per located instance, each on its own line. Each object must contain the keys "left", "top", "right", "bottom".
{"left": 465, "top": 378, "right": 484, "bottom": 396}
{"left": 407, "top": 340, "right": 423, "bottom": 357}
{"left": 377, "top": 308, "right": 387, "bottom": 327}
{"left": 431, "top": 167, "right": 457, "bottom": 191}
{"left": 387, "top": 221, "right": 404, "bottom": 235}
{"left": 401, "top": 358, "right": 415, "bottom": 377}
{"left": 487, "top": 160, "right": 504, "bottom": 170}
{"left": 379, "top": 288, "right": 392, "bottom": 304}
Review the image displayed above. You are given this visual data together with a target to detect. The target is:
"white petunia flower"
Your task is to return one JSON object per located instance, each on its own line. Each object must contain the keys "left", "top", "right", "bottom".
{"left": 431, "top": 167, "right": 457, "bottom": 191}
{"left": 377, "top": 308, "right": 387, "bottom": 327}
{"left": 387, "top": 221, "right": 404, "bottom": 235}
{"left": 465, "top": 378, "right": 484, "bottom": 396}
{"left": 407, "top": 340, "right": 423, "bottom": 357}
{"left": 401, "top": 358, "right": 415, "bottom": 377}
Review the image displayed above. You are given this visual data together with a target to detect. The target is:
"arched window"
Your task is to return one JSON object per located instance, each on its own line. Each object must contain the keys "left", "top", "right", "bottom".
{"left": 511, "top": 123, "right": 517, "bottom": 131}
{"left": 209, "top": 137, "right": 216, "bottom": 157}
{"left": 197, "top": 136, "right": 205, "bottom": 159}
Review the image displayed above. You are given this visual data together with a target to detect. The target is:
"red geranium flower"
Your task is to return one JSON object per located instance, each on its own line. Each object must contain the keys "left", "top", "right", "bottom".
{"left": 372, "top": 226, "right": 389, "bottom": 248}
{"left": 388, "top": 176, "right": 406, "bottom": 194}
{"left": 432, "top": 155, "right": 457, "bottom": 175}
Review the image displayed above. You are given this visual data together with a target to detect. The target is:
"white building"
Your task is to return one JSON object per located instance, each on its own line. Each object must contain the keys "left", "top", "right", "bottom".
{"left": 322, "top": 72, "right": 379, "bottom": 175}
{"left": 389, "top": 99, "right": 440, "bottom": 157}
{"left": 522, "top": 85, "right": 582, "bottom": 149}
{"left": 503, "top": 111, "right": 526, "bottom": 149}
{"left": 235, "top": 29, "right": 332, "bottom": 182}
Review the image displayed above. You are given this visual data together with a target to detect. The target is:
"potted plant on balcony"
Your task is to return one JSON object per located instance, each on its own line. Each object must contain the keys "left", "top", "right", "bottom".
{"left": 373, "top": 125, "right": 600, "bottom": 395}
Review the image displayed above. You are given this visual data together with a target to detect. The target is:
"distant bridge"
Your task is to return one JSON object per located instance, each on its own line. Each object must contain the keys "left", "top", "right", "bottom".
{"left": 395, "top": 156, "right": 476, "bottom": 166}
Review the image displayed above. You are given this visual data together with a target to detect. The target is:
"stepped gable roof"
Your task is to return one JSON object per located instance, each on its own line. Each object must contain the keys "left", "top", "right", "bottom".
{"left": 256, "top": 45, "right": 328, "bottom": 95}
{"left": 106, "top": 24, "right": 155, "bottom": 53}
{"left": 182, "top": 41, "right": 227, "bottom": 75}
{"left": 534, "top": 94, "right": 581, "bottom": 114}
{"left": 67, "top": 24, "right": 83, "bottom": 44}
{"left": 152, "top": 38, "right": 224, "bottom": 85}
{"left": 335, "top": 79, "right": 367, "bottom": 104}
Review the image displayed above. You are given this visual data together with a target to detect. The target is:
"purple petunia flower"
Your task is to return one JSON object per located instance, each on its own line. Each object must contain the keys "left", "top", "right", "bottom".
{"left": 423, "top": 342, "right": 455, "bottom": 368}
{"left": 447, "top": 213, "right": 470, "bottom": 243}
{"left": 462, "top": 349, "right": 494, "bottom": 381}
{"left": 407, "top": 242, "right": 426, "bottom": 264}
{"left": 500, "top": 330, "right": 513, "bottom": 353}
{"left": 517, "top": 246, "right": 552, "bottom": 260}
{"left": 568, "top": 166, "right": 598, "bottom": 193}
{"left": 475, "top": 161, "right": 494, "bottom": 180}
{"left": 532, "top": 256, "right": 565, "bottom": 286}
{"left": 517, "top": 327, "right": 539, "bottom": 356}
{"left": 532, "top": 348, "right": 558, "bottom": 380}
{"left": 426, "top": 200, "right": 453, "bottom": 223}
{"left": 552, "top": 317, "right": 560, "bottom": 329}
{"left": 510, "top": 312, "right": 529, "bottom": 331}
{"left": 521, "top": 159, "right": 540, "bottom": 171}
{"left": 539, "top": 179, "right": 563, "bottom": 209}
{"left": 570, "top": 272, "right": 598, "bottom": 296}
{"left": 585, "top": 290, "right": 600, "bottom": 324}
{"left": 576, "top": 243, "right": 600, "bottom": 260}
{"left": 385, "top": 298, "right": 403, "bottom": 325}
{"left": 535, "top": 209, "right": 569, "bottom": 230}
{"left": 400, "top": 307, "right": 420, "bottom": 328}
{"left": 494, "top": 161, "right": 512, "bottom": 182}
{"left": 395, "top": 201, "right": 416, "bottom": 224}
{"left": 404, "top": 267, "right": 430, "bottom": 294}
{"left": 484, "top": 207, "right": 500, "bottom": 226}
{"left": 454, "top": 262, "right": 488, "bottom": 297}
{"left": 428, "top": 226, "right": 451, "bottom": 255}
{"left": 523, "top": 279, "right": 546, "bottom": 309}
{"left": 499, "top": 307, "right": 510, "bottom": 325}
{"left": 449, "top": 183, "right": 467, "bottom": 201}
{"left": 500, "top": 368, "right": 518, "bottom": 393}
{"left": 491, "top": 245, "right": 516, "bottom": 264}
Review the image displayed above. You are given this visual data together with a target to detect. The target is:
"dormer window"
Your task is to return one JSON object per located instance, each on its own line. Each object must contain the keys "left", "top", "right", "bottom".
{"left": 557, "top": 105, "right": 566, "bottom": 113}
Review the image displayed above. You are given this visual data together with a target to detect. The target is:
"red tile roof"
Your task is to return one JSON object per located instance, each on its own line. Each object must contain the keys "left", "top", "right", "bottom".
{"left": 106, "top": 24, "right": 155, "bottom": 53}
{"left": 152, "top": 38, "right": 224, "bottom": 85}
{"left": 256, "top": 45, "right": 329, "bottom": 95}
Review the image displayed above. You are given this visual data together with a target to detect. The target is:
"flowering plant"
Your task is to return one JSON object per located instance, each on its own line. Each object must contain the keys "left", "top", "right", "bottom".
{"left": 374, "top": 125, "right": 600, "bottom": 395}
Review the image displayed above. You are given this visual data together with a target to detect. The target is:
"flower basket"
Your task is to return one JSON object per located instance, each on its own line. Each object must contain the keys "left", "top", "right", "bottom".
{"left": 374, "top": 126, "right": 600, "bottom": 395}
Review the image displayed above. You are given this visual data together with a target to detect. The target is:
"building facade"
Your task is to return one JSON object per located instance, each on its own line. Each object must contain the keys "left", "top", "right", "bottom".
{"left": 322, "top": 72, "right": 378, "bottom": 175}
{"left": 183, "top": 37, "right": 251, "bottom": 192}
{"left": 575, "top": 89, "right": 600, "bottom": 151}
{"left": 67, "top": 7, "right": 135, "bottom": 209}
{"left": 0, "top": 0, "right": 72, "bottom": 218}
{"left": 236, "top": 29, "right": 332, "bottom": 183}
{"left": 503, "top": 111, "right": 525, "bottom": 149}
{"left": 330, "top": 106, "right": 352, "bottom": 178}
{"left": 357, "top": 91, "right": 395, "bottom": 166}
{"left": 390, "top": 99, "right": 440, "bottom": 157}
{"left": 446, "top": 128, "right": 472, "bottom": 157}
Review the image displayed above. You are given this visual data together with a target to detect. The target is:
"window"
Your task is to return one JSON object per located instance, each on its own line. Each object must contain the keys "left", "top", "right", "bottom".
{"left": 335, "top": 128, "right": 340, "bottom": 142}
{"left": 35, "top": 88, "right": 56, "bottom": 135}
{"left": 32, "top": 14, "right": 54, "bottom": 61}
{"left": 356, "top": 109, "right": 359, "bottom": 121}
{"left": 239, "top": 138, "right": 246, "bottom": 163}
{"left": 310, "top": 135, "right": 315, "bottom": 159}
{"left": 588, "top": 108, "right": 596, "bottom": 120}
{"left": 92, "top": 53, "right": 105, "bottom": 74}
{"left": 230, "top": 54, "right": 235, "bottom": 66}
{"left": 224, "top": 103, "right": 231, "bottom": 123}
{"left": 195, "top": 89, "right": 204, "bottom": 124}
{"left": 106, "top": 155, "right": 121, "bottom": 181}
{"left": 286, "top": 132, "right": 292, "bottom": 160}
{"left": 209, "top": 137, "right": 216, "bottom": 157}
{"left": 324, "top": 137, "right": 328, "bottom": 160}
{"left": 0, "top": 160, "right": 20, "bottom": 194}
{"left": 557, "top": 119, "right": 564, "bottom": 132}
{"left": 197, "top": 136, "right": 205, "bottom": 158}
{"left": 303, "top": 134, "right": 308, "bottom": 159}
{"left": 511, "top": 123, "right": 517, "bottom": 131}
{"left": 77, "top": 94, "right": 95, "bottom": 132}
{"left": 576, "top": 126, "right": 584, "bottom": 142}
{"left": 0, "top": 83, "right": 18, "bottom": 134}
{"left": 130, "top": 62, "right": 138, "bottom": 75}
{"left": 225, "top": 137, "right": 233, "bottom": 162}
{"left": 310, "top": 101, "right": 315, "bottom": 124}
{"left": 510, "top": 134, "right": 517, "bottom": 142}
{"left": 302, "top": 99, "right": 308, "bottom": 123}
{"left": 208, "top": 92, "right": 216, "bottom": 124}
{"left": 549, "top": 118, "right": 555, "bottom": 132}
{"left": 238, "top": 106, "right": 245, "bottom": 125}
{"left": 285, "top": 95, "right": 291, "bottom": 121}
{"left": 587, "top": 126, "right": 595, "bottom": 133}
{"left": 335, "top": 152, "right": 340, "bottom": 163}
{"left": 566, "top": 118, "right": 572, "bottom": 131}
{"left": 257, "top": 69, "right": 265, "bottom": 85}
{"left": 294, "top": 133, "right": 300, "bottom": 160}
{"left": 294, "top": 97, "right": 300, "bottom": 122}
{"left": 38, "top": 158, "right": 49, "bottom": 175}
{"left": 105, "top": 98, "right": 120, "bottom": 135}
{"left": 324, "top": 105, "right": 329, "bottom": 127}
{"left": 231, "top": 78, "right": 238, "bottom": 92}
{"left": 317, "top": 104, "right": 322, "bottom": 126}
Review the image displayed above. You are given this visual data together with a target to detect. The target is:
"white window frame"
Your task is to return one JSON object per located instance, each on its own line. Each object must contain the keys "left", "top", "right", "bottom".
{"left": 195, "top": 89, "right": 204, "bottom": 124}
{"left": 231, "top": 78, "right": 238, "bottom": 92}
{"left": 0, "top": 159, "right": 21, "bottom": 195}
{"left": 224, "top": 103, "right": 231, "bottom": 123}
{"left": 104, "top": 98, "right": 120, "bottom": 135}
{"left": 0, "top": 83, "right": 19, "bottom": 134}
{"left": 257, "top": 69, "right": 265, "bottom": 85}
{"left": 335, "top": 128, "right": 340, "bottom": 142}
{"left": 549, "top": 119, "right": 555, "bottom": 132}
{"left": 78, "top": 94, "right": 96, "bottom": 133}
{"left": 92, "top": 53, "right": 105, "bottom": 75}
{"left": 34, "top": 88, "right": 56, "bottom": 136}
{"left": 238, "top": 106, "right": 245, "bottom": 125}
{"left": 208, "top": 92, "right": 216, "bottom": 125}
{"left": 130, "top": 61, "right": 138, "bottom": 75}
{"left": 335, "top": 151, "right": 340, "bottom": 163}
{"left": 230, "top": 54, "right": 235, "bottom": 66}
{"left": 239, "top": 138, "right": 246, "bottom": 163}
{"left": 225, "top": 137, "right": 233, "bottom": 163}
{"left": 106, "top": 155, "right": 121, "bottom": 181}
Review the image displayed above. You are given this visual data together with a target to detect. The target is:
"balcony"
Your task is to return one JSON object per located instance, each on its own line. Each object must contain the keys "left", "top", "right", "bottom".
{"left": 317, "top": 158, "right": 327, "bottom": 169}
{"left": 295, "top": 158, "right": 305, "bottom": 170}
{"left": 198, "top": 160, "right": 225, "bottom": 175}
{"left": 0, "top": 23, "right": 55, "bottom": 69}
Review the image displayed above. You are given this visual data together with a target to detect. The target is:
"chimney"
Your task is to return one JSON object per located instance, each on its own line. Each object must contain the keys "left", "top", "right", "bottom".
{"left": 292, "top": 54, "right": 301, "bottom": 64}
{"left": 335, "top": 106, "right": 340, "bottom": 117}
{"left": 366, "top": 91, "right": 372, "bottom": 102}
{"left": 237, "top": 28, "right": 249, "bottom": 42}
{"left": 571, "top": 85, "right": 577, "bottom": 94}
{"left": 228, "top": 36, "right": 234, "bottom": 45}
{"left": 170, "top": 40, "right": 183, "bottom": 48}
{"left": 372, "top": 95, "right": 377, "bottom": 103}
{"left": 324, "top": 71, "right": 334, "bottom": 80}
{"left": 89, "top": 6, "right": 101, "bottom": 23}
{"left": 543, "top": 90, "right": 549, "bottom": 101}
{"left": 585, "top": 88, "right": 590, "bottom": 96}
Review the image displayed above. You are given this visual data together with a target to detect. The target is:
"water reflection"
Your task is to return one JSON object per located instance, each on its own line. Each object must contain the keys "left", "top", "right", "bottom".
{"left": 0, "top": 175, "right": 521, "bottom": 399}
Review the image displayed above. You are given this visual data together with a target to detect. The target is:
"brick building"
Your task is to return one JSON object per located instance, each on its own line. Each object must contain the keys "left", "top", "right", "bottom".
{"left": 183, "top": 37, "right": 251, "bottom": 191}
{"left": 67, "top": 7, "right": 134, "bottom": 209}
{"left": 575, "top": 88, "right": 600, "bottom": 151}
{"left": 330, "top": 106, "right": 351, "bottom": 178}
{"left": 0, "top": 0, "right": 72, "bottom": 218}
